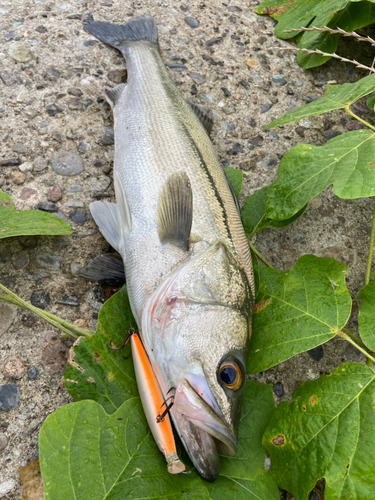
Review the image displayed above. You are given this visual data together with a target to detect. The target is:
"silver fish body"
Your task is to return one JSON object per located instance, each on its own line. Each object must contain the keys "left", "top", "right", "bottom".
{"left": 86, "top": 15, "right": 254, "bottom": 481}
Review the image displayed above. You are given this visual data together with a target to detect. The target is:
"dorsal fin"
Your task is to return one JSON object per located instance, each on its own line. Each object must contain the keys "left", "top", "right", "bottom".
{"left": 157, "top": 172, "right": 193, "bottom": 251}
{"left": 104, "top": 84, "right": 126, "bottom": 108}
{"left": 186, "top": 99, "right": 214, "bottom": 136}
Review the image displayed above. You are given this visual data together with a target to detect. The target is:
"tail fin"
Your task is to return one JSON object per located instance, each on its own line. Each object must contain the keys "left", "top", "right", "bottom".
{"left": 84, "top": 15, "right": 158, "bottom": 50}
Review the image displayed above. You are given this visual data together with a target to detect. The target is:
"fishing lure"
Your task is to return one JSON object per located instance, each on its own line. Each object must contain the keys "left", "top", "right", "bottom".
{"left": 109, "top": 331, "right": 186, "bottom": 474}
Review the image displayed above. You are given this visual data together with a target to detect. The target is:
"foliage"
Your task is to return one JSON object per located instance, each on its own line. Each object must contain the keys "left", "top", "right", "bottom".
{"left": 255, "top": 0, "right": 375, "bottom": 68}
{"left": 248, "top": 255, "right": 351, "bottom": 374}
{"left": 40, "top": 288, "right": 279, "bottom": 500}
{"left": 224, "top": 166, "right": 243, "bottom": 198}
{"left": 263, "top": 363, "right": 375, "bottom": 500}
{"left": 0, "top": 190, "right": 71, "bottom": 239}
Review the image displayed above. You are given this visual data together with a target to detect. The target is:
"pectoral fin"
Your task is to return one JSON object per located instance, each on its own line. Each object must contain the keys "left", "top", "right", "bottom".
{"left": 157, "top": 172, "right": 193, "bottom": 251}
{"left": 79, "top": 253, "right": 125, "bottom": 286}
{"left": 90, "top": 201, "right": 120, "bottom": 252}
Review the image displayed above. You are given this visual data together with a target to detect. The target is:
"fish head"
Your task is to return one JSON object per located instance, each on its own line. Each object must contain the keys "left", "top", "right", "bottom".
{"left": 142, "top": 241, "right": 252, "bottom": 480}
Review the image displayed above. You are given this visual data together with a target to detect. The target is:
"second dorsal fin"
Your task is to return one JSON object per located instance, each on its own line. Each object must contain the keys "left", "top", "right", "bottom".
{"left": 157, "top": 172, "right": 193, "bottom": 251}
{"left": 187, "top": 99, "right": 214, "bottom": 136}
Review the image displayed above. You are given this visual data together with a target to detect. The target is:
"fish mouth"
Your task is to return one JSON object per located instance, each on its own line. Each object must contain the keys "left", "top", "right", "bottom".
{"left": 172, "top": 378, "right": 236, "bottom": 481}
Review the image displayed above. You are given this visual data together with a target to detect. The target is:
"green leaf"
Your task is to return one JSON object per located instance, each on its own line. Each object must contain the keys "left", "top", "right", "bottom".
{"left": 263, "top": 363, "right": 375, "bottom": 500}
{"left": 39, "top": 380, "right": 279, "bottom": 499}
{"left": 265, "top": 73, "right": 375, "bottom": 129}
{"left": 224, "top": 167, "right": 243, "bottom": 197}
{"left": 64, "top": 287, "right": 138, "bottom": 414}
{"left": 241, "top": 185, "right": 306, "bottom": 236}
{"left": 357, "top": 281, "right": 375, "bottom": 351}
{"left": 256, "top": 0, "right": 375, "bottom": 69}
{"left": 248, "top": 255, "right": 351, "bottom": 374}
{"left": 266, "top": 130, "right": 375, "bottom": 220}
{"left": 366, "top": 96, "right": 375, "bottom": 110}
{"left": 0, "top": 190, "right": 71, "bottom": 238}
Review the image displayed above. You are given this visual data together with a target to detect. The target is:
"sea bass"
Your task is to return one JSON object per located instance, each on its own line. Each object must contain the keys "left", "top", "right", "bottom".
{"left": 86, "top": 15, "right": 255, "bottom": 481}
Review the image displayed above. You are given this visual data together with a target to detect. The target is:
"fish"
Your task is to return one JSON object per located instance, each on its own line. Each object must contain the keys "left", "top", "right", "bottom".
{"left": 85, "top": 15, "right": 255, "bottom": 481}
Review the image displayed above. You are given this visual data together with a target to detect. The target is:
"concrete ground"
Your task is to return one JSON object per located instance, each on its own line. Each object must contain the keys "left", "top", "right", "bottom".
{"left": 0, "top": 0, "right": 372, "bottom": 497}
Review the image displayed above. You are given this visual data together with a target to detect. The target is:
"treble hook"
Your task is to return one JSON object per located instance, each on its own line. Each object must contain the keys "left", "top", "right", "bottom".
{"left": 107, "top": 327, "right": 135, "bottom": 359}
{"left": 156, "top": 387, "right": 175, "bottom": 423}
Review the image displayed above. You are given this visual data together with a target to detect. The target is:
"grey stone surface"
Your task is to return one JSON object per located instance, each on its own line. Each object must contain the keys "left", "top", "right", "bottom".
{"left": 0, "top": 0, "right": 370, "bottom": 496}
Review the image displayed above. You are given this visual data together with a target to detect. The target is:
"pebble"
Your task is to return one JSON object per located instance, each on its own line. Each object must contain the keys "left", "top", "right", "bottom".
{"left": 272, "top": 74, "right": 286, "bottom": 86}
{"left": 20, "top": 188, "right": 38, "bottom": 201}
{"left": 0, "top": 384, "right": 19, "bottom": 411}
{"left": 323, "top": 130, "right": 341, "bottom": 140}
{"left": 227, "top": 143, "right": 243, "bottom": 156}
{"left": 77, "top": 142, "right": 88, "bottom": 153}
{"left": 249, "top": 135, "right": 263, "bottom": 146}
{"left": 27, "top": 366, "right": 38, "bottom": 380}
{"left": 9, "top": 42, "right": 33, "bottom": 62}
{"left": 2, "top": 357, "right": 26, "bottom": 380}
{"left": 295, "top": 126, "right": 305, "bottom": 137}
{"left": 74, "top": 318, "right": 88, "bottom": 329}
{"left": 56, "top": 295, "right": 79, "bottom": 307}
{"left": 12, "top": 143, "right": 28, "bottom": 154}
{"left": 11, "top": 171, "right": 25, "bottom": 184}
{"left": 27, "top": 270, "right": 50, "bottom": 281}
{"left": 51, "top": 152, "right": 83, "bottom": 176}
{"left": 273, "top": 382, "right": 284, "bottom": 397}
{"left": 0, "top": 303, "right": 17, "bottom": 336}
{"left": 39, "top": 333, "right": 68, "bottom": 376}
{"left": 85, "top": 286, "right": 105, "bottom": 311}
{"left": 33, "top": 157, "right": 48, "bottom": 172}
{"left": 30, "top": 290, "right": 50, "bottom": 309}
{"left": 299, "top": 118, "right": 311, "bottom": 128}
{"left": 206, "top": 37, "right": 222, "bottom": 47}
{"left": 184, "top": 16, "right": 199, "bottom": 28}
{"left": 189, "top": 72, "right": 206, "bottom": 85}
{"left": 223, "top": 121, "right": 236, "bottom": 131}
{"left": 19, "top": 236, "right": 37, "bottom": 249}
{"left": 12, "top": 251, "right": 29, "bottom": 269}
{"left": 36, "top": 202, "right": 58, "bottom": 213}
{"left": 53, "top": 213, "right": 68, "bottom": 223}
{"left": 307, "top": 346, "right": 324, "bottom": 361}
{"left": 65, "top": 200, "right": 84, "bottom": 209}
{"left": 69, "top": 210, "right": 86, "bottom": 225}
{"left": 46, "top": 104, "right": 63, "bottom": 117}
{"left": 88, "top": 176, "right": 111, "bottom": 192}
{"left": 0, "top": 158, "right": 21, "bottom": 167}
{"left": 165, "top": 62, "right": 187, "bottom": 72}
{"left": 101, "top": 135, "right": 114, "bottom": 146}
{"left": 168, "top": 52, "right": 181, "bottom": 61}
{"left": 222, "top": 106, "right": 235, "bottom": 115}
{"left": 0, "top": 434, "right": 7, "bottom": 451}
{"left": 70, "top": 260, "right": 84, "bottom": 276}
{"left": 18, "top": 162, "right": 33, "bottom": 173}
{"left": 260, "top": 157, "right": 277, "bottom": 170}
{"left": 261, "top": 103, "right": 273, "bottom": 113}
{"left": 47, "top": 185, "right": 62, "bottom": 202}
{"left": 0, "top": 70, "right": 21, "bottom": 86}
{"left": 268, "top": 131, "right": 279, "bottom": 140}
{"left": 67, "top": 184, "right": 82, "bottom": 193}
{"left": 0, "top": 480, "right": 16, "bottom": 495}
{"left": 35, "top": 250, "right": 62, "bottom": 270}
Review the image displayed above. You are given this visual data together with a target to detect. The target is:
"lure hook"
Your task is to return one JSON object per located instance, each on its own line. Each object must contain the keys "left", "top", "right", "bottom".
{"left": 107, "top": 327, "right": 135, "bottom": 359}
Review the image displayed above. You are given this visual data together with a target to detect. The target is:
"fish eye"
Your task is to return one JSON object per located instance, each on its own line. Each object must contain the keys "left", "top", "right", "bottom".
{"left": 219, "top": 358, "right": 243, "bottom": 391}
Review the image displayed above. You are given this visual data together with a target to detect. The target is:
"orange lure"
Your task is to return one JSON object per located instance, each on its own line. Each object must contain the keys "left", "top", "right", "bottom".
{"left": 130, "top": 333, "right": 186, "bottom": 474}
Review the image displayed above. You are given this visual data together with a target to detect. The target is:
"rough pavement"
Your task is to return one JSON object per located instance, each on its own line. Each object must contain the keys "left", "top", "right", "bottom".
{"left": 0, "top": 0, "right": 371, "bottom": 497}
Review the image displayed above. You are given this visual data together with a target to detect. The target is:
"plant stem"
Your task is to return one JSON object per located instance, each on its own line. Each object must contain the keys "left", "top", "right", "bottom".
{"left": 344, "top": 103, "right": 375, "bottom": 133}
{"left": 337, "top": 329, "right": 375, "bottom": 364}
{"left": 364, "top": 204, "right": 375, "bottom": 286}
{"left": 0, "top": 284, "right": 94, "bottom": 339}
{"left": 342, "top": 327, "right": 368, "bottom": 350}
{"left": 249, "top": 244, "right": 274, "bottom": 268}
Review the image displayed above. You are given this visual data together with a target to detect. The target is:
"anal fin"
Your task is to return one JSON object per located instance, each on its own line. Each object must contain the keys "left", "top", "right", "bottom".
{"left": 157, "top": 172, "right": 193, "bottom": 251}
{"left": 104, "top": 84, "right": 126, "bottom": 109}
{"left": 79, "top": 253, "right": 125, "bottom": 287}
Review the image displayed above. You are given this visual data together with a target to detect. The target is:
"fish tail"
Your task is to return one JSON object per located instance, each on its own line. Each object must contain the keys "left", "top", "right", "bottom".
{"left": 84, "top": 15, "right": 158, "bottom": 50}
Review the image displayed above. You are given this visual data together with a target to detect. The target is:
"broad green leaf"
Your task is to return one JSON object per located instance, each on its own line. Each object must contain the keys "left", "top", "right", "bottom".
{"left": 263, "top": 363, "right": 375, "bottom": 500}
{"left": 39, "top": 380, "right": 279, "bottom": 500}
{"left": 224, "top": 167, "right": 243, "bottom": 197}
{"left": 366, "top": 96, "right": 375, "bottom": 110}
{"left": 265, "top": 73, "right": 375, "bottom": 129}
{"left": 64, "top": 287, "right": 138, "bottom": 414}
{"left": 248, "top": 255, "right": 351, "bottom": 374}
{"left": 0, "top": 190, "right": 71, "bottom": 238}
{"left": 266, "top": 130, "right": 375, "bottom": 220}
{"left": 241, "top": 185, "right": 306, "bottom": 237}
{"left": 256, "top": 0, "right": 375, "bottom": 69}
{"left": 357, "top": 281, "right": 375, "bottom": 351}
